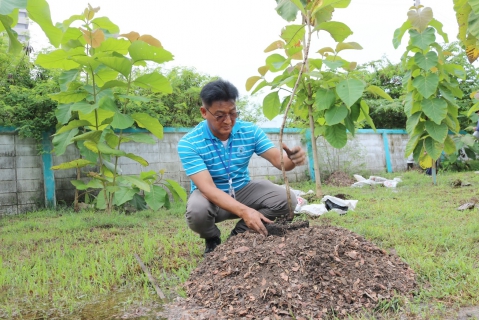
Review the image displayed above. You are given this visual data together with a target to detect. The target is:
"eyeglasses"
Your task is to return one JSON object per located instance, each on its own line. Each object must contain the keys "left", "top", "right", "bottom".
{"left": 205, "top": 108, "right": 240, "bottom": 122}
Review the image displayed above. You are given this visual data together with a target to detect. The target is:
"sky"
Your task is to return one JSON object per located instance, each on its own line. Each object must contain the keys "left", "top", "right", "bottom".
{"left": 29, "top": 0, "right": 460, "bottom": 99}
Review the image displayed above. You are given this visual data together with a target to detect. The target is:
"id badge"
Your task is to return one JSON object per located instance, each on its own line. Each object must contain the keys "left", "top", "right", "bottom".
{"left": 228, "top": 178, "right": 235, "bottom": 199}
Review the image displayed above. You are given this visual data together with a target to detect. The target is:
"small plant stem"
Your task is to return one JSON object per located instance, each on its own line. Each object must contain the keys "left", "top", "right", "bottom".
{"left": 134, "top": 253, "right": 166, "bottom": 300}
{"left": 307, "top": 103, "right": 323, "bottom": 198}
{"left": 280, "top": 12, "right": 313, "bottom": 220}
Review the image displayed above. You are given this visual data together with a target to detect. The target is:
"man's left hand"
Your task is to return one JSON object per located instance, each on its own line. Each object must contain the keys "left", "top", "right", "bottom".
{"left": 282, "top": 143, "right": 306, "bottom": 166}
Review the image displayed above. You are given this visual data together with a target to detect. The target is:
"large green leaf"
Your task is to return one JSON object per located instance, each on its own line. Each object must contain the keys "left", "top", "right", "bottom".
{"left": 409, "top": 27, "right": 436, "bottom": 51}
{"left": 444, "top": 135, "right": 456, "bottom": 155}
{"left": 263, "top": 91, "right": 281, "bottom": 120}
{"left": 97, "top": 142, "right": 126, "bottom": 156}
{"left": 52, "top": 128, "right": 78, "bottom": 156}
{"left": 129, "top": 40, "right": 174, "bottom": 64}
{"left": 324, "top": 123, "right": 347, "bottom": 148}
{"left": 131, "top": 113, "right": 163, "bottom": 140}
{"left": 407, "top": 7, "right": 433, "bottom": 32}
{"left": 113, "top": 187, "right": 137, "bottom": 206}
{"left": 55, "top": 104, "right": 72, "bottom": 124}
{"left": 280, "top": 24, "right": 305, "bottom": 48}
{"left": 315, "top": 88, "right": 336, "bottom": 111}
{"left": 429, "top": 18, "right": 449, "bottom": 43}
{"left": 414, "top": 51, "right": 438, "bottom": 71}
{"left": 425, "top": 121, "right": 448, "bottom": 143}
{"left": 265, "top": 54, "right": 289, "bottom": 72}
{"left": 26, "top": 0, "right": 62, "bottom": 47}
{"left": 406, "top": 112, "right": 422, "bottom": 134}
{"left": 96, "top": 37, "right": 130, "bottom": 54}
{"left": 51, "top": 159, "right": 94, "bottom": 170}
{"left": 70, "top": 101, "right": 98, "bottom": 115}
{"left": 412, "top": 74, "right": 439, "bottom": 99}
{"left": 125, "top": 133, "right": 156, "bottom": 144}
{"left": 125, "top": 154, "right": 148, "bottom": 166}
{"left": 71, "top": 130, "right": 102, "bottom": 143}
{"left": 359, "top": 100, "right": 376, "bottom": 131}
{"left": 121, "top": 176, "right": 150, "bottom": 192}
{"left": 336, "top": 79, "right": 364, "bottom": 107}
{"left": 96, "top": 56, "right": 132, "bottom": 78}
{"left": 133, "top": 72, "right": 172, "bottom": 93}
{"left": 325, "top": 104, "right": 348, "bottom": 125}
{"left": 393, "top": 20, "right": 412, "bottom": 49}
{"left": 316, "top": 21, "right": 352, "bottom": 42}
{"left": 421, "top": 98, "right": 447, "bottom": 125}
{"left": 0, "top": 0, "right": 25, "bottom": 14}
{"left": 49, "top": 90, "right": 88, "bottom": 104}
{"left": 424, "top": 137, "right": 443, "bottom": 160}
{"left": 144, "top": 185, "right": 167, "bottom": 210}
{"left": 335, "top": 42, "right": 362, "bottom": 53}
{"left": 0, "top": 15, "right": 22, "bottom": 53}
{"left": 90, "top": 16, "right": 119, "bottom": 33}
{"left": 35, "top": 47, "right": 85, "bottom": 70}
{"left": 78, "top": 141, "right": 98, "bottom": 163}
{"left": 275, "top": 0, "right": 300, "bottom": 21}
{"left": 468, "top": 10, "right": 479, "bottom": 38}
{"left": 165, "top": 179, "right": 187, "bottom": 203}
{"left": 58, "top": 70, "right": 79, "bottom": 92}
{"left": 365, "top": 85, "right": 393, "bottom": 101}
{"left": 405, "top": 132, "right": 422, "bottom": 157}
{"left": 55, "top": 120, "right": 92, "bottom": 135}
{"left": 111, "top": 113, "right": 134, "bottom": 129}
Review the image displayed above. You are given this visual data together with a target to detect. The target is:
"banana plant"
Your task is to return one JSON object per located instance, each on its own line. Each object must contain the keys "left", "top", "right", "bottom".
{"left": 394, "top": 5, "right": 466, "bottom": 184}
{"left": 246, "top": 0, "right": 390, "bottom": 210}
{"left": 36, "top": 4, "right": 186, "bottom": 212}
{"left": 453, "top": 0, "right": 479, "bottom": 64}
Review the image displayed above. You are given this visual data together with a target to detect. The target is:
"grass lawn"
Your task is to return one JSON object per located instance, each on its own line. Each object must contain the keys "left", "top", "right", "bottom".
{"left": 1, "top": 170, "right": 479, "bottom": 319}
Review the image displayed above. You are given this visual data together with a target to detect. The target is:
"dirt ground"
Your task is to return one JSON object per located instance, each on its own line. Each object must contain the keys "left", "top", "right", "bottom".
{"left": 324, "top": 171, "right": 356, "bottom": 187}
{"left": 159, "top": 225, "right": 418, "bottom": 319}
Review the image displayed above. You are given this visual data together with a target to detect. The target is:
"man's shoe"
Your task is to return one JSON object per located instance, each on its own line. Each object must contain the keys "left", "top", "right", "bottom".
{"left": 204, "top": 236, "right": 221, "bottom": 255}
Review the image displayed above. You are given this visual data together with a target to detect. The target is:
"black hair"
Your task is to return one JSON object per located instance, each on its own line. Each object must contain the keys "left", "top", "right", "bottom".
{"left": 200, "top": 79, "right": 239, "bottom": 108}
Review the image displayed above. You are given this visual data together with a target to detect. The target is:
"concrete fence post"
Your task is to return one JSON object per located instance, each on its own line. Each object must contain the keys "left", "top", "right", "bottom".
{"left": 41, "top": 131, "right": 56, "bottom": 208}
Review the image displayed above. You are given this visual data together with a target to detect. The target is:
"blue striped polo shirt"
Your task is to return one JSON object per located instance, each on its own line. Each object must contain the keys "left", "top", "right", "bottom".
{"left": 177, "top": 120, "right": 275, "bottom": 193}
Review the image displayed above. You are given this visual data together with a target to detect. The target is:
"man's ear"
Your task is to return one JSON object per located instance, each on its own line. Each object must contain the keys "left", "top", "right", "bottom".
{"left": 200, "top": 106, "right": 207, "bottom": 119}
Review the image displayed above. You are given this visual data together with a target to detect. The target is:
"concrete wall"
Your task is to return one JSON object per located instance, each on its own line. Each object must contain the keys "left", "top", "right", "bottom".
{"left": 0, "top": 127, "right": 411, "bottom": 215}
{"left": 0, "top": 133, "right": 44, "bottom": 215}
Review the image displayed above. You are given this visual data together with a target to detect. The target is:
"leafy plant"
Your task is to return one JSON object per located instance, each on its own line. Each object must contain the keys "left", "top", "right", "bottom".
{"left": 394, "top": 5, "right": 466, "bottom": 183}
{"left": 246, "top": 0, "right": 391, "bottom": 204}
{"left": 35, "top": 4, "right": 186, "bottom": 212}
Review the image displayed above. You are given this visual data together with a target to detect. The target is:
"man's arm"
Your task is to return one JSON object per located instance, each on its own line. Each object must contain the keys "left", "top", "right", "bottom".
{"left": 189, "top": 170, "right": 272, "bottom": 236}
{"left": 260, "top": 143, "right": 306, "bottom": 171}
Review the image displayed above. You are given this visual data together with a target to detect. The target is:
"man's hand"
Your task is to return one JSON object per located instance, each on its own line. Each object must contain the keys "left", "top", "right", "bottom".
{"left": 242, "top": 209, "right": 272, "bottom": 236}
{"left": 282, "top": 143, "right": 306, "bottom": 166}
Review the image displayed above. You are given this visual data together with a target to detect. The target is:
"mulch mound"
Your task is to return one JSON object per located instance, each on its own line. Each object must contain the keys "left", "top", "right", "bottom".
{"left": 325, "top": 171, "right": 356, "bottom": 187}
{"left": 161, "top": 226, "right": 417, "bottom": 319}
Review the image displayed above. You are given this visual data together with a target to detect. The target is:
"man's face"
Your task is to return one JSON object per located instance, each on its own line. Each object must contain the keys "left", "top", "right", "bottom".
{"left": 201, "top": 100, "right": 238, "bottom": 140}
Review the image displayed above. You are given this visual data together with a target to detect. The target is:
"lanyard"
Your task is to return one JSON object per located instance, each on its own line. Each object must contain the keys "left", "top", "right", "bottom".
{"left": 207, "top": 130, "right": 235, "bottom": 198}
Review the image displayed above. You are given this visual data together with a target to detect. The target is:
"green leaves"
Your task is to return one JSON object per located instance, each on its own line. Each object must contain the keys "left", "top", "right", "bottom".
{"left": 133, "top": 72, "right": 172, "bottom": 93}
{"left": 409, "top": 27, "right": 436, "bottom": 51}
{"left": 0, "top": 0, "right": 26, "bottom": 14}
{"left": 315, "top": 88, "right": 336, "bottom": 111}
{"left": 263, "top": 91, "right": 281, "bottom": 120}
{"left": 325, "top": 124, "right": 347, "bottom": 148}
{"left": 51, "top": 159, "right": 94, "bottom": 170}
{"left": 421, "top": 98, "right": 447, "bottom": 124}
{"left": 35, "top": 48, "right": 84, "bottom": 70}
{"left": 144, "top": 185, "right": 167, "bottom": 210}
{"left": 407, "top": 7, "right": 433, "bottom": 32}
{"left": 412, "top": 73, "right": 439, "bottom": 99}
{"left": 275, "top": 0, "right": 301, "bottom": 21}
{"left": 325, "top": 104, "right": 348, "bottom": 125}
{"left": 425, "top": 121, "right": 448, "bottom": 142}
{"left": 414, "top": 51, "right": 438, "bottom": 71}
{"left": 424, "top": 137, "right": 442, "bottom": 160}
{"left": 129, "top": 40, "right": 174, "bottom": 64}
{"left": 336, "top": 79, "right": 365, "bottom": 107}
{"left": 393, "top": 20, "right": 412, "bottom": 49}
{"left": 316, "top": 21, "right": 353, "bottom": 42}
{"left": 131, "top": 113, "right": 163, "bottom": 140}
{"left": 266, "top": 54, "right": 289, "bottom": 72}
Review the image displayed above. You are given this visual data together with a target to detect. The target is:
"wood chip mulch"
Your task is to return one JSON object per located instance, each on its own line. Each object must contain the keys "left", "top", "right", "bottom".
{"left": 160, "top": 225, "right": 417, "bottom": 319}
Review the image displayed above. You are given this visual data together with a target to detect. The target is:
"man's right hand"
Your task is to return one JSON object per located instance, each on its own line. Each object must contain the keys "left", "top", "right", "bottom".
{"left": 242, "top": 209, "right": 272, "bottom": 236}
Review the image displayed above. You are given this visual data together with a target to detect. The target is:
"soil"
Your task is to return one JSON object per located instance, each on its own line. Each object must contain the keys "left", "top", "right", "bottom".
{"left": 325, "top": 171, "right": 356, "bottom": 187}
{"left": 160, "top": 225, "right": 417, "bottom": 319}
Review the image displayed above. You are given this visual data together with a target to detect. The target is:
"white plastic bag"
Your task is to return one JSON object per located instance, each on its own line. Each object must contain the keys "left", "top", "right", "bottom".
{"left": 299, "top": 204, "right": 328, "bottom": 217}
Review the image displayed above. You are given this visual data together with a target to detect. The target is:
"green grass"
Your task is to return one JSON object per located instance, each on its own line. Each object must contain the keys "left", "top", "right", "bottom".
{"left": 1, "top": 170, "right": 479, "bottom": 319}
